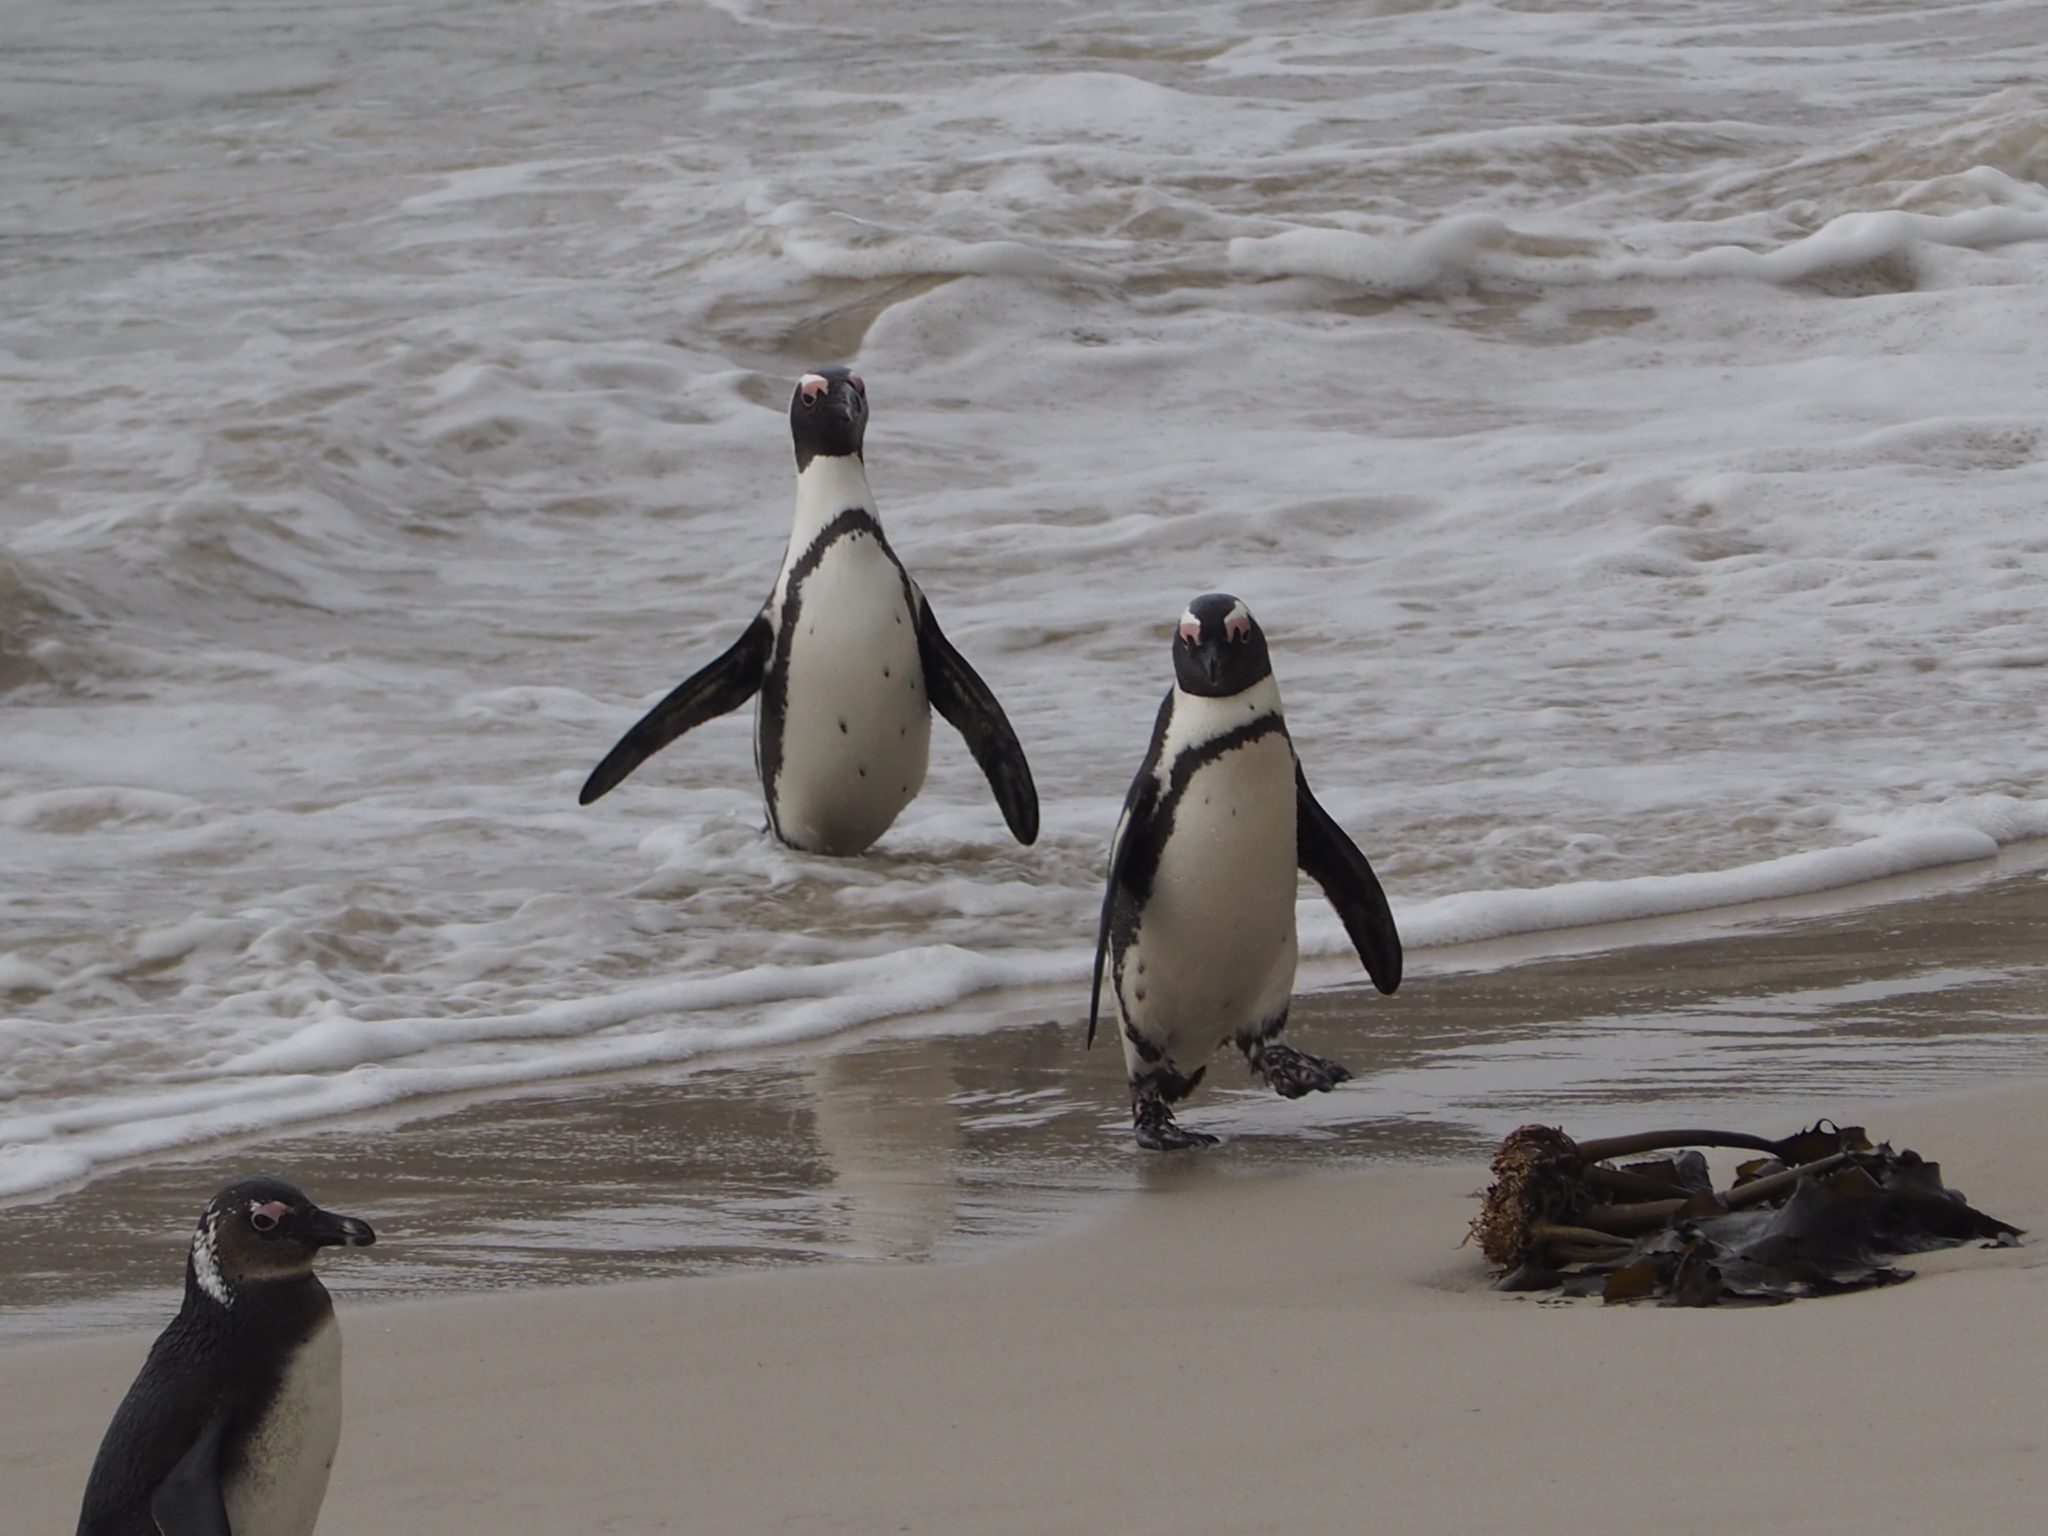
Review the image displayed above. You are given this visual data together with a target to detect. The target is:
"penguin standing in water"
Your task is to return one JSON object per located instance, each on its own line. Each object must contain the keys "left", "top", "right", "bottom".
{"left": 1088, "top": 594, "right": 1402, "bottom": 1150}
{"left": 580, "top": 368, "right": 1039, "bottom": 856}
{"left": 75, "top": 1177, "right": 376, "bottom": 1536}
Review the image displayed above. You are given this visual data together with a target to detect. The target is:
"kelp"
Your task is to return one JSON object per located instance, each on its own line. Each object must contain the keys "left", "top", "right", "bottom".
{"left": 1471, "top": 1121, "right": 2022, "bottom": 1305}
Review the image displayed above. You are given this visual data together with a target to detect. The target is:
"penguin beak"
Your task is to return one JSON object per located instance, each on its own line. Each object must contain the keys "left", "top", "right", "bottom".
{"left": 821, "top": 385, "right": 858, "bottom": 424}
{"left": 1196, "top": 638, "right": 1226, "bottom": 688}
{"left": 305, "top": 1206, "right": 377, "bottom": 1249}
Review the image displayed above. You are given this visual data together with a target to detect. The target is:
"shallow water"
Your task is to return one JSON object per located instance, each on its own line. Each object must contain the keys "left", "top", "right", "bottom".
{"left": 5, "top": 0, "right": 2048, "bottom": 1196}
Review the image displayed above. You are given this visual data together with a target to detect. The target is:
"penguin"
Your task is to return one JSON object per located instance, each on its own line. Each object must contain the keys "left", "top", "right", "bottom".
{"left": 1087, "top": 593, "right": 1403, "bottom": 1150}
{"left": 579, "top": 367, "right": 1039, "bottom": 856}
{"left": 74, "top": 1177, "right": 376, "bottom": 1536}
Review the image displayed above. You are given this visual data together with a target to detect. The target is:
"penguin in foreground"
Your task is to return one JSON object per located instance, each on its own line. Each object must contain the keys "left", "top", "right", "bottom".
{"left": 579, "top": 367, "right": 1039, "bottom": 855}
{"left": 75, "top": 1177, "right": 376, "bottom": 1536}
{"left": 1088, "top": 594, "right": 1403, "bottom": 1150}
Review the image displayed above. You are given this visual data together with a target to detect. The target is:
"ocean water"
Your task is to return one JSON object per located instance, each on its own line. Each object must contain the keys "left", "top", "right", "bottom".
{"left": 4, "top": 0, "right": 2047, "bottom": 1201}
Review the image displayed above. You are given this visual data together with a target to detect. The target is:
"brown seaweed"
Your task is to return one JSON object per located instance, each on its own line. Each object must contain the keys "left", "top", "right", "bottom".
{"left": 1472, "top": 1121, "right": 2022, "bottom": 1306}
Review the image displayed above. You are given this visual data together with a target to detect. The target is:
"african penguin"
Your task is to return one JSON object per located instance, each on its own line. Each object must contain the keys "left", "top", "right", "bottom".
{"left": 1087, "top": 593, "right": 1403, "bottom": 1150}
{"left": 75, "top": 1177, "right": 376, "bottom": 1536}
{"left": 579, "top": 367, "right": 1039, "bottom": 856}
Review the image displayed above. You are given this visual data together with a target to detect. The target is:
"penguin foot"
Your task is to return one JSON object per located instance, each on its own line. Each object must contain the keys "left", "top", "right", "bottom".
{"left": 1246, "top": 1041, "right": 1352, "bottom": 1100}
{"left": 1132, "top": 1097, "right": 1218, "bottom": 1151}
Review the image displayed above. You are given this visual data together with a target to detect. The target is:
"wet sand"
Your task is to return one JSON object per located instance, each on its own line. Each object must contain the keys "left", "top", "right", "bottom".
{"left": 3, "top": 865, "right": 2046, "bottom": 1532}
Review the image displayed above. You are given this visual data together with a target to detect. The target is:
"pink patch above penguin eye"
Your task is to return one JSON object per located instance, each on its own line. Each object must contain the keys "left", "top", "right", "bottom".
{"left": 1178, "top": 618, "right": 1202, "bottom": 643}
{"left": 249, "top": 1201, "right": 288, "bottom": 1232}
{"left": 1225, "top": 611, "right": 1251, "bottom": 642}
{"left": 849, "top": 374, "right": 865, "bottom": 395}
{"left": 798, "top": 373, "right": 830, "bottom": 405}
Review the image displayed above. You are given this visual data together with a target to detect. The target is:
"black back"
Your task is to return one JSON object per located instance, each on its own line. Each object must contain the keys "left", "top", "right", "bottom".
{"left": 76, "top": 1274, "right": 334, "bottom": 1536}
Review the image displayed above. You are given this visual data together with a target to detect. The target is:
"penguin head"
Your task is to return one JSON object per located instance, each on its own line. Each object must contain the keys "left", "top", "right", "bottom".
{"left": 788, "top": 366, "right": 869, "bottom": 468}
{"left": 188, "top": 1176, "right": 376, "bottom": 1305}
{"left": 1173, "top": 592, "right": 1273, "bottom": 698}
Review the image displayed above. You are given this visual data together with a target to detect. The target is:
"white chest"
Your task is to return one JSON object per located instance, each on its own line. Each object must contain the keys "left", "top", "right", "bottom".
{"left": 1118, "top": 710, "right": 1301, "bottom": 1059}
{"left": 1153, "top": 730, "right": 1298, "bottom": 903}
{"left": 765, "top": 529, "right": 931, "bottom": 853}
{"left": 224, "top": 1315, "right": 343, "bottom": 1536}
{"left": 1147, "top": 727, "right": 1301, "bottom": 957}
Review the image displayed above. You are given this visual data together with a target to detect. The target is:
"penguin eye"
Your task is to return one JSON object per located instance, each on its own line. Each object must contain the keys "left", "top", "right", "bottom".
{"left": 1177, "top": 618, "right": 1202, "bottom": 644}
{"left": 1225, "top": 613, "right": 1251, "bottom": 642}
{"left": 849, "top": 374, "right": 865, "bottom": 396}
{"left": 797, "top": 373, "right": 830, "bottom": 408}
{"left": 248, "top": 1202, "right": 287, "bottom": 1235}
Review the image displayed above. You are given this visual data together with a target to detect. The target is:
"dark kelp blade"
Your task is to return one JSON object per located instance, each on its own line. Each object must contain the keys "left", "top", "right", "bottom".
{"left": 1476, "top": 1120, "right": 2024, "bottom": 1308}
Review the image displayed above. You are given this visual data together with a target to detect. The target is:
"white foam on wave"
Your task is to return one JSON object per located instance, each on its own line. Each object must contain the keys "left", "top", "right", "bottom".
{"left": 768, "top": 206, "right": 1073, "bottom": 282}
{"left": 6, "top": 797, "right": 2042, "bottom": 1202}
{"left": 0, "top": 943, "right": 1077, "bottom": 1200}
{"left": 1315, "top": 825, "right": 2006, "bottom": 958}
{"left": 1228, "top": 195, "right": 2048, "bottom": 297}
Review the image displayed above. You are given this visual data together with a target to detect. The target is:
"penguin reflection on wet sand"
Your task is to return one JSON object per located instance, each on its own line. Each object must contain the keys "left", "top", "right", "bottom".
{"left": 75, "top": 1178, "right": 375, "bottom": 1536}
{"left": 580, "top": 367, "right": 1039, "bottom": 855}
{"left": 1088, "top": 594, "right": 1403, "bottom": 1150}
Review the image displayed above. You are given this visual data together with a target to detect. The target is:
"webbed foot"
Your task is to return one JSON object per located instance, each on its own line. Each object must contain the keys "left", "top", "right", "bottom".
{"left": 1246, "top": 1040, "right": 1351, "bottom": 1099}
{"left": 1133, "top": 1094, "right": 1218, "bottom": 1151}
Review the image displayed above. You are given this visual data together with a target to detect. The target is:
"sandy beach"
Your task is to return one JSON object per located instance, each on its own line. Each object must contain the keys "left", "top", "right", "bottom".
{"left": 5, "top": 864, "right": 2045, "bottom": 1533}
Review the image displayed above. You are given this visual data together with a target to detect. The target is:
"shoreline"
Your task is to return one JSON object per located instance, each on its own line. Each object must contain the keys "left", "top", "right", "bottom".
{"left": 7, "top": 833, "right": 2045, "bottom": 1215}
{"left": 3, "top": 860, "right": 2045, "bottom": 1341}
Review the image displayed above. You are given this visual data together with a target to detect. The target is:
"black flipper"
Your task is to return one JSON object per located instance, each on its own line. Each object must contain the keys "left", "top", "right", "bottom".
{"left": 580, "top": 614, "right": 773, "bottom": 805}
{"left": 1087, "top": 694, "right": 1175, "bottom": 1049}
{"left": 1088, "top": 781, "right": 1165, "bottom": 1048}
{"left": 915, "top": 601, "right": 1039, "bottom": 845}
{"left": 148, "top": 1406, "right": 232, "bottom": 1536}
{"left": 1295, "top": 763, "right": 1402, "bottom": 995}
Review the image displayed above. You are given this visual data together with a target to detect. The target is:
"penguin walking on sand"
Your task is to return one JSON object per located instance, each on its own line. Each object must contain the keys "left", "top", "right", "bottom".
{"left": 75, "top": 1177, "right": 376, "bottom": 1536}
{"left": 1088, "top": 593, "right": 1403, "bottom": 1150}
{"left": 579, "top": 367, "right": 1039, "bottom": 856}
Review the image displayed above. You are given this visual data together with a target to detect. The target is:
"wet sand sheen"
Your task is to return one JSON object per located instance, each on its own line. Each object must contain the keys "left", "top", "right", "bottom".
{"left": 2, "top": 864, "right": 2043, "bottom": 1340}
